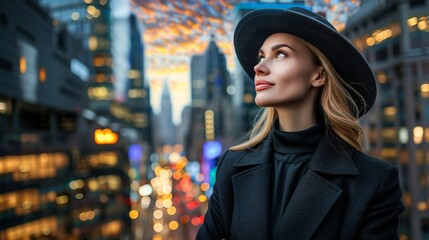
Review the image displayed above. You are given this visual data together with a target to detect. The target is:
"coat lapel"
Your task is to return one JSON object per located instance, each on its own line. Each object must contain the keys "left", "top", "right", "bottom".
{"left": 276, "top": 134, "right": 360, "bottom": 240}
{"left": 231, "top": 138, "right": 273, "bottom": 240}
{"left": 230, "top": 132, "right": 360, "bottom": 240}
{"left": 276, "top": 170, "right": 342, "bottom": 239}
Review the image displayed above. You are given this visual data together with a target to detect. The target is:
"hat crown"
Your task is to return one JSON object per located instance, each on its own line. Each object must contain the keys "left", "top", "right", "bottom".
{"left": 287, "top": 7, "right": 337, "bottom": 32}
{"left": 233, "top": 7, "right": 377, "bottom": 118}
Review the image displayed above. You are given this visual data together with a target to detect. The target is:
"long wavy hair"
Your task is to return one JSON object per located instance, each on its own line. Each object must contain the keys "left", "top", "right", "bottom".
{"left": 230, "top": 39, "right": 365, "bottom": 152}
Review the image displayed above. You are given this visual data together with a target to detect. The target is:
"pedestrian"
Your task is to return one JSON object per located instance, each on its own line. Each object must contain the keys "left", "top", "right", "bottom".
{"left": 196, "top": 7, "right": 404, "bottom": 240}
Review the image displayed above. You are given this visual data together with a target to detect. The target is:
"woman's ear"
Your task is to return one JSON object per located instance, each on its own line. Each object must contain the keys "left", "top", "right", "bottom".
{"left": 311, "top": 67, "right": 326, "bottom": 88}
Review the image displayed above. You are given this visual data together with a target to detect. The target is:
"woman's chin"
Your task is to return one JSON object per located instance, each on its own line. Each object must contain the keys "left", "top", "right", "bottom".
{"left": 255, "top": 98, "right": 275, "bottom": 107}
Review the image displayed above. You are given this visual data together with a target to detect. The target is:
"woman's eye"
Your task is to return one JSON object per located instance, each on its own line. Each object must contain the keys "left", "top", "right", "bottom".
{"left": 258, "top": 55, "right": 265, "bottom": 62}
{"left": 275, "top": 51, "right": 287, "bottom": 58}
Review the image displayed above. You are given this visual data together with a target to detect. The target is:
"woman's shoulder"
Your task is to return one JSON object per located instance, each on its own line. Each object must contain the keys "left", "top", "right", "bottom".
{"left": 218, "top": 148, "right": 252, "bottom": 167}
{"left": 353, "top": 150, "right": 399, "bottom": 175}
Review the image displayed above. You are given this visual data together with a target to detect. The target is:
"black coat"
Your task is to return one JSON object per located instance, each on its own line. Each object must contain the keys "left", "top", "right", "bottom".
{"left": 196, "top": 133, "right": 405, "bottom": 240}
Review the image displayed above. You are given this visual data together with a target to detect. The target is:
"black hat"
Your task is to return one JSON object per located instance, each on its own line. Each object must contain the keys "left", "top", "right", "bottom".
{"left": 234, "top": 7, "right": 376, "bottom": 118}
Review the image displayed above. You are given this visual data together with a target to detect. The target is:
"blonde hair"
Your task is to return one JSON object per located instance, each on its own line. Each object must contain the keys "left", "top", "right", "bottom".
{"left": 230, "top": 40, "right": 365, "bottom": 152}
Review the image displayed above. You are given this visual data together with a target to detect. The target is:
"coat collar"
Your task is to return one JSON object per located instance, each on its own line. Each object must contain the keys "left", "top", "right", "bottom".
{"left": 230, "top": 130, "right": 359, "bottom": 239}
{"left": 233, "top": 130, "right": 359, "bottom": 176}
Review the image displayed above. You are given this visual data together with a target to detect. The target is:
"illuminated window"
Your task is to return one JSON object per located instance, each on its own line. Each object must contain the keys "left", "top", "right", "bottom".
{"left": 87, "top": 5, "right": 96, "bottom": 15}
{"left": 366, "top": 37, "right": 375, "bottom": 46}
{"left": 417, "top": 201, "right": 427, "bottom": 211}
{"left": 101, "top": 220, "right": 122, "bottom": 237}
{"left": 0, "top": 189, "right": 41, "bottom": 217}
{"left": 93, "top": 9, "right": 101, "bottom": 18}
{"left": 128, "top": 89, "right": 146, "bottom": 99}
{"left": 93, "top": 57, "right": 105, "bottom": 67}
{"left": 87, "top": 151, "right": 118, "bottom": 168}
{"left": 382, "top": 128, "right": 397, "bottom": 141}
{"left": 399, "top": 127, "right": 408, "bottom": 144}
{"left": 86, "top": 5, "right": 100, "bottom": 18}
{"left": 133, "top": 113, "right": 147, "bottom": 127}
{"left": 425, "top": 128, "right": 429, "bottom": 143}
{"left": 0, "top": 99, "right": 9, "bottom": 114}
{"left": 0, "top": 153, "right": 68, "bottom": 181}
{"left": 414, "top": 126, "right": 424, "bottom": 144}
{"left": 364, "top": 23, "right": 401, "bottom": 47}
{"left": 110, "top": 104, "right": 133, "bottom": 120}
{"left": 94, "top": 129, "right": 118, "bottom": 145}
{"left": 2, "top": 216, "right": 58, "bottom": 239}
{"left": 88, "top": 36, "right": 97, "bottom": 51}
{"left": 417, "top": 17, "right": 428, "bottom": 31}
{"left": 408, "top": 15, "right": 429, "bottom": 32}
{"left": 380, "top": 148, "right": 398, "bottom": 159}
{"left": 95, "top": 73, "right": 106, "bottom": 82}
{"left": 128, "top": 70, "right": 140, "bottom": 79}
{"left": 88, "top": 87, "right": 111, "bottom": 100}
{"left": 421, "top": 83, "right": 429, "bottom": 97}
{"left": 408, "top": 17, "right": 418, "bottom": 27}
{"left": 243, "top": 93, "right": 253, "bottom": 103}
{"left": 69, "top": 179, "right": 85, "bottom": 190}
{"left": 205, "top": 110, "right": 215, "bottom": 141}
{"left": 19, "top": 56, "right": 26, "bottom": 74}
{"left": 71, "top": 12, "right": 80, "bottom": 21}
{"left": 384, "top": 106, "right": 396, "bottom": 116}
{"left": 39, "top": 68, "right": 46, "bottom": 83}
{"left": 106, "top": 175, "right": 121, "bottom": 190}
{"left": 416, "top": 149, "right": 425, "bottom": 164}
{"left": 77, "top": 209, "right": 98, "bottom": 221}
{"left": 376, "top": 71, "right": 387, "bottom": 84}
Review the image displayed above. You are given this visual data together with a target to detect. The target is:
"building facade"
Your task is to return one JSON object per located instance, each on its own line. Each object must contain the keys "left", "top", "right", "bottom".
{"left": 0, "top": 1, "right": 133, "bottom": 239}
{"left": 342, "top": 0, "right": 429, "bottom": 239}
{"left": 155, "top": 81, "right": 177, "bottom": 147}
{"left": 188, "top": 39, "right": 233, "bottom": 158}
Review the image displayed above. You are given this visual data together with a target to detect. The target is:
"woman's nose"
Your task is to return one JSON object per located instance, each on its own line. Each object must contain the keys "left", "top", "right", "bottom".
{"left": 254, "top": 61, "right": 269, "bottom": 76}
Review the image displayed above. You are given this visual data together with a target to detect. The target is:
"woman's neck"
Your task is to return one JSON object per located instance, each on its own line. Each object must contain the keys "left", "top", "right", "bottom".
{"left": 276, "top": 104, "right": 317, "bottom": 132}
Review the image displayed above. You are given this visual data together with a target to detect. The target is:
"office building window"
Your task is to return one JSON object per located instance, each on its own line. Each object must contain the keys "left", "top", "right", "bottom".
{"left": 0, "top": 153, "right": 68, "bottom": 182}
{"left": 0, "top": 12, "right": 8, "bottom": 27}
{"left": 19, "top": 56, "right": 26, "bottom": 74}
{"left": 0, "top": 55, "right": 12, "bottom": 72}
{"left": 39, "top": 67, "right": 46, "bottom": 83}
{"left": 375, "top": 46, "right": 388, "bottom": 61}
{"left": 410, "top": 0, "right": 426, "bottom": 6}
{"left": 0, "top": 216, "right": 59, "bottom": 240}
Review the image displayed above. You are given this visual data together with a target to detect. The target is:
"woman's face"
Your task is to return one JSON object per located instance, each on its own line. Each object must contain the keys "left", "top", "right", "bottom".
{"left": 254, "top": 33, "right": 323, "bottom": 108}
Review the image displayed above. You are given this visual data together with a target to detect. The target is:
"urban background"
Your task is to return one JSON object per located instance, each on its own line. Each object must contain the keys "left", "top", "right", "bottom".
{"left": 0, "top": 0, "right": 428, "bottom": 239}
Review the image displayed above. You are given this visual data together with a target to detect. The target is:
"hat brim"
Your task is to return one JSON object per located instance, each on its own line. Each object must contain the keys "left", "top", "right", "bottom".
{"left": 234, "top": 8, "right": 376, "bottom": 118}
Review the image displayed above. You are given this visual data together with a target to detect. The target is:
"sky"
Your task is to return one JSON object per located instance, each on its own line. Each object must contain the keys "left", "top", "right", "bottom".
{"left": 130, "top": 0, "right": 361, "bottom": 125}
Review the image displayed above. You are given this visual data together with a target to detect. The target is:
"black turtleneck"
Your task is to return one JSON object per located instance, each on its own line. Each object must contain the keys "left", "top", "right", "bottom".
{"left": 270, "top": 120, "right": 325, "bottom": 239}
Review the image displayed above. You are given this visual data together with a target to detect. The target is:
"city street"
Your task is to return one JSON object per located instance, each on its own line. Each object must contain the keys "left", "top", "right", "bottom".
{"left": 1, "top": 0, "right": 429, "bottom": 239}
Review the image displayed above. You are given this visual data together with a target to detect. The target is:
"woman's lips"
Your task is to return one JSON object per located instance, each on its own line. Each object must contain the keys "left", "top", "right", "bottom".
{"left": 255, "top": 80, "right": 274, "bottom": 91}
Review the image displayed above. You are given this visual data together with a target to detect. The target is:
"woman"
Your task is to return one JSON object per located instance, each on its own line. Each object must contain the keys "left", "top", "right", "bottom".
{"left": 196, "top": 7, "right": 404, "bottom": 240}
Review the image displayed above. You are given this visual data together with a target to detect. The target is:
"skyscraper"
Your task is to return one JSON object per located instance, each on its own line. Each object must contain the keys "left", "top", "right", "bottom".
{"left": 191, "top": 54, "right": 206, "bottom": 108}
{"left": 0, "top": 1, "right": 131, "bottom": 239}
{"left": 127, "top": 14, "right": 153, "bottom": 146}
{"left": 156, "top": 81, "right": 176, "bottom": 146}
{"left": 342, "top": 0, "right": 429, "bottom": 238}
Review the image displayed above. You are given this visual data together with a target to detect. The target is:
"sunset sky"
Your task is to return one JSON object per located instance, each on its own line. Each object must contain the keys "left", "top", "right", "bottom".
{"left": 131, "top": 0, "right": 361, "bottom": 125}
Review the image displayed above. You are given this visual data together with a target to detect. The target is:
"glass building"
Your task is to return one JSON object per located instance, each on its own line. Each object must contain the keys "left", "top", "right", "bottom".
{"left": 342, "top": 0, "right": 429, "bottom": 239}
{"left": 0, "top": 0, "right": 134, "bottom": 239}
